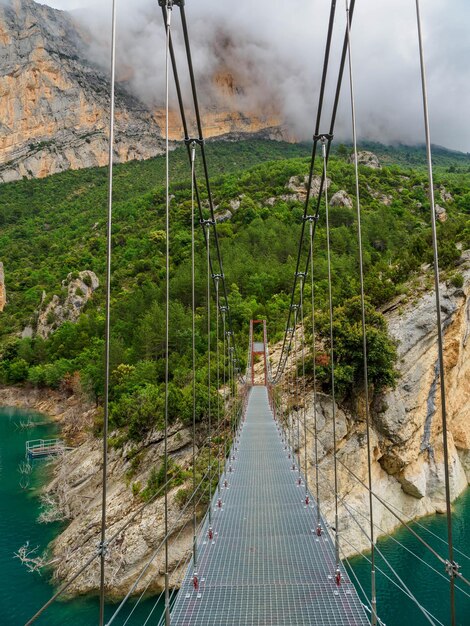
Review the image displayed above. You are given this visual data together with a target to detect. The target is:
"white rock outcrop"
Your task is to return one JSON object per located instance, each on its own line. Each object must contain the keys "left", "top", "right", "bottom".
{"left": 36, "top": 270, "right": 99, "bottom": 338}
{"left": 349, "top": 151, "right": 381, "bottom": 169}
{"left": 330, "top": 190, "right": 353, "bottom": 209}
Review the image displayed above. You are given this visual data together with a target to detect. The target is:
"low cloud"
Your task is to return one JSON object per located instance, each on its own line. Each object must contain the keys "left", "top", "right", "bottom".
{"left": 41, "top": 0, "right": 470, "bottom": 152}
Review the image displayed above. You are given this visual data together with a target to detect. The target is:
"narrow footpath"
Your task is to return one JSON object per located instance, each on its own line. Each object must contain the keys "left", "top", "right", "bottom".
{"left": 171, "top": 386, "right": 370, "bottom": 625}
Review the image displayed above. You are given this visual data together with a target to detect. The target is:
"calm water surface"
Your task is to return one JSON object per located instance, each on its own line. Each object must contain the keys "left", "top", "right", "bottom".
{"left": 0, "top": 406, "right": 164, "bottom": 626}
{"left": 348, "top": 488, "right": 470, "bottom": 626}
{"left": 1, "top": 406, "right": 469, "bottom": 625}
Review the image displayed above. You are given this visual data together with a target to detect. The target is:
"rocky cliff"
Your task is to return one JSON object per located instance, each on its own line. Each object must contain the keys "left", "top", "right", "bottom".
{"left": 292, "top": 259, "right": 470, "bottom": 555}
{"left": 0, "top": 0, "right": 166, "bottom": 182}
{"left": 0, "top": 0, "right": 287, "bottom": 183}
{"left": 31, "top": 257, "right": 469, "bottom": 596}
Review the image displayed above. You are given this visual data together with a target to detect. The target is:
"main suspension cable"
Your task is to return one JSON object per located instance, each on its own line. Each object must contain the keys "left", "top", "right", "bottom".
{"left": 158, "top": 2, "right": 241, "bottom": 373}
{"left": 299, "top": 275, "right": 308, "bottom": 497}
{"left": 272, "top": 0, "right": 358, "bottom": 384}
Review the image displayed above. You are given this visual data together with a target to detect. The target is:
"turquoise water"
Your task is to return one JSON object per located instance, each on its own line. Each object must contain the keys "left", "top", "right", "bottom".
{"left": 1, "top": 405, "right": 469, "bottom": 625}
{"left": 349, "top": 489, "right": 470, "bottom": 626}
{"left": 0, "top": 406, "right": 164, "bottom": 626}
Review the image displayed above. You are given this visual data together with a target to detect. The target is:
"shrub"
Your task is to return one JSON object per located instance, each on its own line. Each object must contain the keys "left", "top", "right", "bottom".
{"left": 450, "top": 272, "right": 464, "bottom": 289}
{"left": 131, "top": 481, "right": 142, "bottom": 497}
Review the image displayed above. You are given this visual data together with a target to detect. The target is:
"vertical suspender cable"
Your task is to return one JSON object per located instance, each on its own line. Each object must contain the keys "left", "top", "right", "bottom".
{"left": 99, "top": 1, "right": 117, "bottom": 623}
{"left": 322, "top": 137, "right": 340, "bottom": 575}
{"left": 215, "top": 277, "right": 221, "bottom": 493}
{"left": 288, "top": 343, "right": 293, "bottom": 462}
{"left": 206, "top": 224, "right": 212, "bottom": 526}
{"left": 309, "top": 218, "right": 322, "bottom": 535}
{"left": 345, "top": 1, "right": 376, "bottom": 621}
{"left": 415, "top": 2, "right": 456, "bottom": 623}
{"left": 293, "top": 324, "right": 300, "bottom": 474}
{"left": 190, "top": 142, "right": 197, "bottom": 573}
{"left": 222, "top": 310, "right": 228, "bottom": 476}
{"left": 299, "top": 277, "right": 308, "bottom": 496}
{"left": 163, "top": 3, "right": 172, "bottom": 625}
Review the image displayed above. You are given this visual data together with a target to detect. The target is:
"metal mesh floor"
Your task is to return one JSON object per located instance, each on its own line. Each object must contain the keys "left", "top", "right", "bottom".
{"left": 170, "top": 386, "right": 369, "bottom": 625}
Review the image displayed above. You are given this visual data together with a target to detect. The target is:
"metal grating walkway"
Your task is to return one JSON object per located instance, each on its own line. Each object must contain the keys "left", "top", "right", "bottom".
{"left": 170, "top": 386, "right": 370, "bottom": 625}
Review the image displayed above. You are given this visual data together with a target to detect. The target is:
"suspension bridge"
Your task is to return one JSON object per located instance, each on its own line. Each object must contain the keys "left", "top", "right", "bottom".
{"left": 22, "top": 1, "right": 470, "bottom": 625}
{"left": 170, "top": 382, "right": 369, "bottom": 626}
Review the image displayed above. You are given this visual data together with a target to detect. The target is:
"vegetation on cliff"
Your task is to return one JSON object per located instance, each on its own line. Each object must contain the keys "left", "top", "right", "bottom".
{"left": 0, "top": 140, "right": 468, "bottom": 443}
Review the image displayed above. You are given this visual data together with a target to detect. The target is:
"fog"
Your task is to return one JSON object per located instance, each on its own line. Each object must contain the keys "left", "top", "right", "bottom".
{"left": 39, "top": 0, "right": 470, "bottom": 152}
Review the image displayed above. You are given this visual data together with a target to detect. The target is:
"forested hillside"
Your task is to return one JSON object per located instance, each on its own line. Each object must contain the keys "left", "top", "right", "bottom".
{"left": 0, "top": 140, "right": 468, "bottom": 444}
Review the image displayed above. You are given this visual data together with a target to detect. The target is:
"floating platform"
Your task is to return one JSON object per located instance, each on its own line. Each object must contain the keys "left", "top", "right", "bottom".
{"left": 25, "top": 439, "right": 70, "bottom": 459}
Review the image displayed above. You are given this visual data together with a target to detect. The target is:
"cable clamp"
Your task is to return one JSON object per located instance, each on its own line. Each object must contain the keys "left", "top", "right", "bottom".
{"left": 212, "top": 273, "right": 224, "bottom": 280}
{"left": 303, "top": 214, "right": 319, "bottom": 223}
{"left": 200, "top": 219, "right": 215, "bottom": 227}
{"left": 313, "top": 133, "right": 334, "bottom": 142}
{"left": 286, "top": 327, "right": 295, "bottom": 334}
{"left": 445, "top": 560, "right": 460, "bottom": 578}
{"left": 295, "top": 272, "right": 306, "bottom": 278}
{"left": 97, "top": 540, "right": 108, "bottom": 557}
{"left": 184, "top": 137, "right": 204, "bottom": 147}
{"left": 290, "top": 304, "right": 299, "bottom": 311}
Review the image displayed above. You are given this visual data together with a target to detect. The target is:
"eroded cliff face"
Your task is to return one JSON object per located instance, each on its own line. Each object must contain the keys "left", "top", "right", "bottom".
{"left": 0, "top": 0, "right": 288, "bottom": 182}
{"left": 0, "top": 0, "right": 166, "bottom": 183}
{"left": 294, "top": 260, "right": 470, "bottom": 556}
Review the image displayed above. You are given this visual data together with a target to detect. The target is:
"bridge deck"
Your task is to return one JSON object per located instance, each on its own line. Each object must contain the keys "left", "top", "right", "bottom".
{"left": 170, "top": 386, "right": 369, "bottom": 625}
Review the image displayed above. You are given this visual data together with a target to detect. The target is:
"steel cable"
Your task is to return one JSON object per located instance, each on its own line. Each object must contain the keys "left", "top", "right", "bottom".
{"left": 415, "top": 2, "right": 457, "bottom": 623}
{"left": 345, "top": 0, "right": 377, "bottom": 619}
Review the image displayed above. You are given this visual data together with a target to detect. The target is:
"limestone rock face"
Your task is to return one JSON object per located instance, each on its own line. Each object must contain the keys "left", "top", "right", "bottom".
{"left": 0, "top": 1, "right": 289, "bottom": 182}
{"left": 282, "top": 174, "right": 331, "bottom": 204}
{"left": 0, "top": 262, "right": 5, "bottom": 312}
{"left": 36, "top": 270, "right": 99, "bottom": 338}
{"left": 435, "top": 204, "right": 448, "bottom": 222}
{"left": 271, "top": 257, "right": 470, "bottom": 556}
{"left": 350, "top": 151, "right": 381, "bottom": 169}
{"left": 0, "top": 0, "right": 167, "bottom": 182}
{"left": 330, "top": 190, "right": 353, "bottom": 209}
{"left": 46, "top": 420, "right": 198, "bottom": 596}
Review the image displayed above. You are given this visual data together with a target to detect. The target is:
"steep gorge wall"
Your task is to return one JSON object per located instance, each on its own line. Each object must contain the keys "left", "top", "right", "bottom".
{"left": 295, "top": 261, "right": 470, "bottom": 556}
{"left": 0, "top": 0, "right": 166, "bottom": 183}
{"left": 0, "top": 0, "right": 287, "bottom": 183}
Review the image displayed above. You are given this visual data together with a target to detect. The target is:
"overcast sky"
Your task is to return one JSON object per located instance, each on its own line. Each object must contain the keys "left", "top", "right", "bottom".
{"left": 38, "top": 0, "right": 470, "bottom": 153}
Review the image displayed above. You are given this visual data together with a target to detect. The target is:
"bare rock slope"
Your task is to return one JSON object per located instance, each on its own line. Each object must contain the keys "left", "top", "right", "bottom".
{"left": 0, "top": 0, "right": 165, "bottom": 183}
